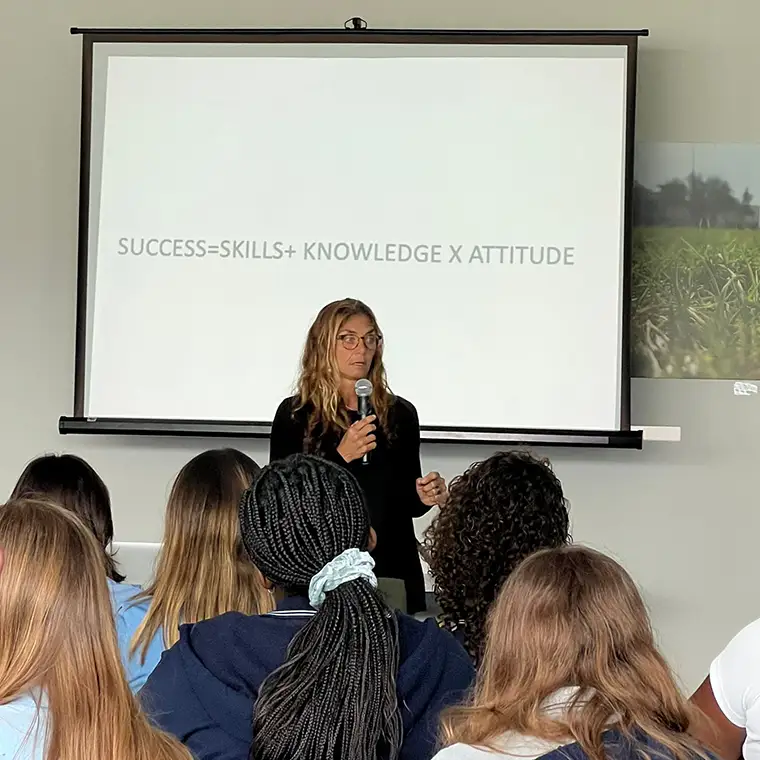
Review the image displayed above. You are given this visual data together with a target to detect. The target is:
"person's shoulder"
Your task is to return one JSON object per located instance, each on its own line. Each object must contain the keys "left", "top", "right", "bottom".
{"left": 436, "top": 616, "right": 470, "bottom": 653}
{"left": 107, "top": 580, "right": 151, "bottom": 642}
{"left": 275, "top": 395, "right": 298, "bottom": 415}
{"left": 713, "top": 615, "right": 760, "bottom": 685}
{"left": 142, "top": 612, "right": 258, "bottom": 698}
{"left": 188, "top": 609, "right": 255, "bottom": 639}
{"left": 107, "top": 579, "right": 148, "bottom": 615}
{"left": 597, "top": 729, "right": 709, "bottom": 760}
{"left": 390, "top": 395, "right": 419, "bottom": 424}
{"left": 398, "top": 612, "right": 462, "bottom": 645}
{"left": 147, "top": 608, "right": 310, "bottom": 705}
{"left": 391, "top": 395, "right": 417, "bottom": 414}
{"left": 274, "top": 395, "right": 311, "bottom": 422}
{"left": 717, "top": 615, "right": 760, "bottom": 656}
{"left": 432, "top": 745, "right": 495, "bottom": 759}
{"left": 433, "top": 745, "right": 512, "bottom": 759}
{"left": 432, "top": 734, "right": 596, "bottom": 760}
{"left": 396, "top": 613, "right": 475, "bottom": 674}
{"left": 187, "top": 608, "right": 308, "bottom": 653}
{"left": 0, "top": 693, "right": 47, "bottom": 759}
{"left": 710, "top": 616, "right": 760, "bottom": 725}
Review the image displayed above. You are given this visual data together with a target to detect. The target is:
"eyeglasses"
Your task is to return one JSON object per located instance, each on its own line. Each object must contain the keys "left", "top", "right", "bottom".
{"left": 337, "top": 333, "right": 382, "bottom": 350}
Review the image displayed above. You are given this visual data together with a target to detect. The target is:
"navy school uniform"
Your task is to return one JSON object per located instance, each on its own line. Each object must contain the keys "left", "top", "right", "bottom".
{"left": 140, "top": 595, "right": 476, "bottom": 760}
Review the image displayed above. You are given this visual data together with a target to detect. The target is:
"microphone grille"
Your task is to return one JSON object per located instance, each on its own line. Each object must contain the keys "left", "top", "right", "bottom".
{"left": 354, "top": 378, "right": 373, "bottom": 397}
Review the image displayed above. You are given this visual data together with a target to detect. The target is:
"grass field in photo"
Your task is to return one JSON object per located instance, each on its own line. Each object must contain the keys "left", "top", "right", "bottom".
{"left": 631, "top": 227, "right": 760, "bottom": 379}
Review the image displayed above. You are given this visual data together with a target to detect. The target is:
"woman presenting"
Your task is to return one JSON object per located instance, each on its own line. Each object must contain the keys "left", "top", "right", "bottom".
{"left": 269, "top": 298, "right": 446, "bottom": 614}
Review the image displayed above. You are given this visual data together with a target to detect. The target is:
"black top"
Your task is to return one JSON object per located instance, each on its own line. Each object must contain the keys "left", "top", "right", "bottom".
{"left": 269, "top": 395, "right": 431, "bottom": 614}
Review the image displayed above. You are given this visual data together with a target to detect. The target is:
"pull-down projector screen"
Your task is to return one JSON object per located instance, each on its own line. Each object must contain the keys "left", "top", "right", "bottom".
{"left": 67, "top": 30, "right": 641, "bottom": 445}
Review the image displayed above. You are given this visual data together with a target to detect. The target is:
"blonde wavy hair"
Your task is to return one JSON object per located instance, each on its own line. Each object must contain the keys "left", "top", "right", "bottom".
{"left": 295, "top": 298, "right": 393, "bottom": 448}
{"left": 441, "top": 545, "right": 711, "bottom": 760}
{"left": 0, "top": 498, "right": 191, "bottom": 760}
{"left": 130, "top": 449, "right": 272, "bottom": 662}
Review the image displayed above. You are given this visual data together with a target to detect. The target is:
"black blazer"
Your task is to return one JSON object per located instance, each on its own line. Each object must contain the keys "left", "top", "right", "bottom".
{"left": 269, "top": 395, "right": 430, "bottom": 614}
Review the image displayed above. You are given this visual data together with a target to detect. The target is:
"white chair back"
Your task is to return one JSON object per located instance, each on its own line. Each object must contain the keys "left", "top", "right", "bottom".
{"left": 112, "top": 541, "right": 161, "bottom": 587}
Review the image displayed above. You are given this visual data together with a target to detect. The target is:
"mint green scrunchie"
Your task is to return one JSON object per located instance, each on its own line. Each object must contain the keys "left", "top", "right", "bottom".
{"left": 308, "top": 548, "right": 378, "bottom": 608}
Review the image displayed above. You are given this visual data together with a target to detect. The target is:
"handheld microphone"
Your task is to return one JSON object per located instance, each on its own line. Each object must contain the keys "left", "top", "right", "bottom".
{"left": 354, "top": 378, "right": 373, "bottom": 465}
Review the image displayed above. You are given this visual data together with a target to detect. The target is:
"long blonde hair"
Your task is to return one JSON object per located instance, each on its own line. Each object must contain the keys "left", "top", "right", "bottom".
{"left": 0, "top": 498, "right": 191, "bottom": 760}
{"left": 295, "top": 298, "right": 393, "bottom": 448}
{"left": 441, "top": 546, "right": 710, "bottom": 760}
{"left": 130, "top": 449, "right": 272, "bottom": 662}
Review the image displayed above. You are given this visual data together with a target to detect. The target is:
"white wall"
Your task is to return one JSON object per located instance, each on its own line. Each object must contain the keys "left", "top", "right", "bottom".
{"left": 2, "top": 0, "right": 759, "bottom": 693}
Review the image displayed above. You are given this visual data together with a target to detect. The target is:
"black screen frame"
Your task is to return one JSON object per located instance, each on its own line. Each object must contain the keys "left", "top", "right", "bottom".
{"left": 62, "top": 26, "right": 648, "bottom": 449}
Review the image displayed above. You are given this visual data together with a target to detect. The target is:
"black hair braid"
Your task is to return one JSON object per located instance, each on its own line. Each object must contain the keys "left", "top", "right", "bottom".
{"left": 239, "top": 454, "right": 402, "bottom": 760}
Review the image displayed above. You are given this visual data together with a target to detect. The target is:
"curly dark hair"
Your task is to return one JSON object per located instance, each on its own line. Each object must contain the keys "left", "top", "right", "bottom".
{"left": 424, "top": 450, "right": 570, "bottom": 662}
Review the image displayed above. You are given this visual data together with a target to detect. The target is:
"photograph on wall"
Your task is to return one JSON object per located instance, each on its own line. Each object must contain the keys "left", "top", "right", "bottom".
{"left": 632, "top": 142, "right": 760, "bottom": 380}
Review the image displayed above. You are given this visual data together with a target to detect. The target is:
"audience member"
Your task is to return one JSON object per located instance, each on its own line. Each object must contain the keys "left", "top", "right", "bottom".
{"left": 11, "top": 453, "right": 123, "bottom": 581}
{"left": 129, "top": 448, "right": 271, "bottom": 686}
{"left": 424, "top": 451, "right": 570, "bottom": 662}
{"left": 0, "top": 498, "right": 191, "bottom": 760}
{"left": 433, "top": 545, "right": 713, "bottom": 760}
{"left": 9, "top": 453, "right": 152, "bottom": 690}
{"left": 140, "top": 453, "right": 474, "bottom": 760}
{"left": 690, "top": 617, "right": 760, "bottom": 760}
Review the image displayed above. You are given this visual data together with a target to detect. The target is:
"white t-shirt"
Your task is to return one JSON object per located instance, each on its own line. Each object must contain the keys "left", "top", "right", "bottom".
{"left": 432, "top": 733, "right": 564, "bottom": 760}
{"left": 431, "top": 687, "right": 579, "bottom": 760}
{"left": 709, "top": 616, "right": 760, "bottom": 760}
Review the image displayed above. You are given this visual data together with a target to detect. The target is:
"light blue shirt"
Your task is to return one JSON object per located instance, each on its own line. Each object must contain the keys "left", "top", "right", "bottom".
{"left": 0, "top": 587, "right": 163, "bottom": 758}
{"left": 107, "top": 579, "right": 165, "bottom": 692}
{"left": 0, "top": 692, "right": 47, "bottom": 759}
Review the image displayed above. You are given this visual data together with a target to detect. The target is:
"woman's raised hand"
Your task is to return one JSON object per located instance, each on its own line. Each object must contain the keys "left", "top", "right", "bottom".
{"left": 337, "top": 416, "right": 377, "bottom": 463}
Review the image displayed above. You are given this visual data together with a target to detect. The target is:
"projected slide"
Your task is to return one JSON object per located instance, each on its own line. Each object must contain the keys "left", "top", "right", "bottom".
{"left": 82, "top": 42, "right": 629, "bottom": 432}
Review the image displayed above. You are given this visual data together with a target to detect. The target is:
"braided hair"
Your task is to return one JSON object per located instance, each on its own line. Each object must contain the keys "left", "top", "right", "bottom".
{"left": 239, "top": 454, "right": 402, "bottom": 760}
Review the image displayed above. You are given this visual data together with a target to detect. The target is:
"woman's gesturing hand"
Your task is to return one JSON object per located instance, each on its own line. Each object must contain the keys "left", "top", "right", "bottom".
{"left": 416, "top": 471, "right": 447, "bottom": 507}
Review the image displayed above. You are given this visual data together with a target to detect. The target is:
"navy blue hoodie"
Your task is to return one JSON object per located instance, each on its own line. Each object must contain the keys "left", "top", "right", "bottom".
{"left": 140, "top": 596, "right": 475, "bottom": 760}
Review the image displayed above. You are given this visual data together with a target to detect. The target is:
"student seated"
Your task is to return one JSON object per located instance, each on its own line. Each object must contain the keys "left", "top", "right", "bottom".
{"left": 10, "top": 453, "right": 152, "bottom": 691}
{"left": 690, "top": 616, "right": 760, "bottom": 760}
{"left": 424, "top": 451, "right": 570, "bottom": 662}
{"left": 433, "top": 545, "right": 712, "bottom": 760}
{"left": 0, "top": 498, "right": 191, "bottom": 760}
{"left": 128, "top": 448, "right": 272, "bottom": 687}
{"left": 140, "top": 453, "right": 475, "bottom": 760}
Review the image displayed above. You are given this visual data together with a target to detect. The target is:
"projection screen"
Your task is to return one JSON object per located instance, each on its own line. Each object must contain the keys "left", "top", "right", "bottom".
{"left": 62, "top": 29, "right": 645, "bottom": 447}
